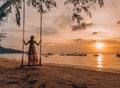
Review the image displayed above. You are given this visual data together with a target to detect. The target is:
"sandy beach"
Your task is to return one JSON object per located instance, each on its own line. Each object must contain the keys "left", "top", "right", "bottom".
{"left": 0, "top": 57, "right": 120, "bottom": 88}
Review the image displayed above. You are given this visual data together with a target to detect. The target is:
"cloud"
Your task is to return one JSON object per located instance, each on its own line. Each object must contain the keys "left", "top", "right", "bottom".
{"left": 116, "top": 20, "right": 120, "bottom": 24}
{"left": 71, "top": 22, "right": 93, "bottom": 31}
{"left": 42, "top": 27, "right": 59, "bottom": 35}
{"left": 101, "top": 39, "right": 120, "bottom": 44}
{"left": 74, "top": 38, "right": 83, "bottom": 42}
{"left": 54, "top": 14, "right": 72, "bottom": 28}
{"left": 73, "top": 38, "right": 104, "bottom": 44}
{"left": 73, "top": 38, "right": 92, "bottom": 43}
{"left": 92, "top": 32, "right": 98, "bottom": 35}
{"left": 22, "top": 24, "right": 59, "bottom": 36}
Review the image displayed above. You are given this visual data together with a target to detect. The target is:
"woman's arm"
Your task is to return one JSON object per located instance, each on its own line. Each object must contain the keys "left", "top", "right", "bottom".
{"left": 23, "top": 39, "right": 30, "bottom": 45}
{"left": 34, "top": 40, "right": 41, "bottom": 46}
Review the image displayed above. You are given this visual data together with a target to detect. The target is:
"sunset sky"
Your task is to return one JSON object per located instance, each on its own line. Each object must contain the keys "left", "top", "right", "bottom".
{"left": 1, "top": 0, "right": 120, "bottom": 54}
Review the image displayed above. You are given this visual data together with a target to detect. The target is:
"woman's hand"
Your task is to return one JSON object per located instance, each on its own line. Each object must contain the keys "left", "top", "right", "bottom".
{"left": 23, "top": 39, "right": 25, "bottom": 44}
{"left": 39, "top": 40, "right": 41, "bottom": 45}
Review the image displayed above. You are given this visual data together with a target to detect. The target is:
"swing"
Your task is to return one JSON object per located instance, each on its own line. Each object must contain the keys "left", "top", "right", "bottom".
{"left": 20, "top": 0, "right": 42, "bottom": 67}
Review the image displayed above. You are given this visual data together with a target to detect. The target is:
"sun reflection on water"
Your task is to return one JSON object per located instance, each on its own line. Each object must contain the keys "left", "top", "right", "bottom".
{"left": 97, "top": 54, "right": 102, "bottom": 69}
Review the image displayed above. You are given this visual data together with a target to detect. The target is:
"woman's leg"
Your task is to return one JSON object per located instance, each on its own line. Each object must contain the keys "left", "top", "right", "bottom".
{"left": 33, "top": 55, "right": 35, "bottom": 65}
{"left": 28, "top": 55, "right": 30, "bottom": 65}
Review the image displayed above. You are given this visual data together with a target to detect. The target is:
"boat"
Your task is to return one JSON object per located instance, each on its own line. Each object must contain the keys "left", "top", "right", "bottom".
{"left": 93, "top": 54, "right": 100, "bottom": 57}
{"left": 79, "top": 53, "right": 87, "bottom": 56}
{"left": 42, "top": 52, "right": 54, "bottom": 56}
{"left": 116, "top": 53, "right": 120, "bottom": 57}
{"left": 60, "top": 52, "right": 87, "bottom": 56}
{"left": 73, "top": 52, "right": 87, "bottom": 56}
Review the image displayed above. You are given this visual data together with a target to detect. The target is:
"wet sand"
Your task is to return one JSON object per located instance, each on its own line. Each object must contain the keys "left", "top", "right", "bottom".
{"left": 0, "top": 57, "right": 120, "bottom": 88}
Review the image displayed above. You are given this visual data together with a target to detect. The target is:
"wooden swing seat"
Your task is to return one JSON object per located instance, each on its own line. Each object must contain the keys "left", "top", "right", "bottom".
{"left": 20, "top": 64, "right": 42, "bottom": 67}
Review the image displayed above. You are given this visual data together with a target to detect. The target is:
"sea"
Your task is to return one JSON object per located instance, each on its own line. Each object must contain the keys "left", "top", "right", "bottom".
{"left": 0, "top": 53, "right": 120, "bottom": 73}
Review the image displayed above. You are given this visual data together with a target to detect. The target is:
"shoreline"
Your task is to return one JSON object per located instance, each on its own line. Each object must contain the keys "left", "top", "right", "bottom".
{"left": 43, "top": 63, "right": 120, "bottom": 74}
{"left": 0, "top": 56, "right": 120, "bottom": 74}
{"left": 0, "top": 57, "right": 120, "bottom": 88}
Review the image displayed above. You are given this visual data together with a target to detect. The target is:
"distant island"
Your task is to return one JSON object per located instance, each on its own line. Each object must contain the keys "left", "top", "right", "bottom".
{"left": 0, "top": 46, "right": 24, "bottom": 54}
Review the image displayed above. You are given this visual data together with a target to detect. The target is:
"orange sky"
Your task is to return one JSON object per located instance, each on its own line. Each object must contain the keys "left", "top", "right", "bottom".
{"left": 1, "top": 0, "right": 120, "bottom": 54}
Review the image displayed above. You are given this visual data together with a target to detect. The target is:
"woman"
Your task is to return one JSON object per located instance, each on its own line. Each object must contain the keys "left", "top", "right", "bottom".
{"left": 23, "top": 35, "right": 40, "bottom": 65}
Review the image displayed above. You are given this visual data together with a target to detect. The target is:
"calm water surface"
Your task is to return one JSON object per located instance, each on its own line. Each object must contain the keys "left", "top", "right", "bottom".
{"left": 0, "top": 54, "right": 120, "bottom": 73}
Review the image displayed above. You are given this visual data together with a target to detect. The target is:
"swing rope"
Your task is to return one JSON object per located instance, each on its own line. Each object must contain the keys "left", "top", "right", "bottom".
{"left": 39, "top": 0, "right": 42, "bottom": 66}
{"left": 21, "top": 0, "right": 42, "bottom": 66}
{"left": 21, "top": 0, "right": 25, "bottom": 66}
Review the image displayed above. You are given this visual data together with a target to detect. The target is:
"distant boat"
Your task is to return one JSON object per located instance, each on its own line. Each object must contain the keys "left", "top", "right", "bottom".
{"left": 93, "top": 54, "right": 100, "bottom": 57}
{"left": 79, "top": 53, "right": 87, "bottom": 56}
{"left": 73, "top": 52, "right": 87, "bottom": 56}
{"left": 42, "top": 52, "right": 54, "bottom": 57}
{"left": 116, "top": 53, "right": 120, "bottom": 57}
{"left": 60, "top": 52, "right": 87, "bottom": 56}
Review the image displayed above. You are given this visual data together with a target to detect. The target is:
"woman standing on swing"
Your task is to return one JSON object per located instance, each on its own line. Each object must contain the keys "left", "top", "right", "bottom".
{"left": 23, "top": 35, "right": 40, "bottom": 65}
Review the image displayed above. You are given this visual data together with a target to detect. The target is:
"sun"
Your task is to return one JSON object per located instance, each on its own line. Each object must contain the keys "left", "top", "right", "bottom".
{"left": 95, "top": 43, "right": 104, "bottom": 49}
